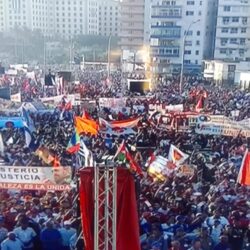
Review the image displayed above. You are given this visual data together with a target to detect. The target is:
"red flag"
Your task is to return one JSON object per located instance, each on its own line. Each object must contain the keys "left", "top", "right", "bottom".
{"left": 64, "top": 101, "right": 72, "bottom": 111}
{"left": 82, "top": 110, "right": 91, "bottom": 120}
{"left": 237, "top": 149, "right": 250, "bottom": 186}
{"left": 195, "top": 97, "right": 203, "bottom": 112}
{"left": 53, "top": 156, "right": 61, "bottom": 168}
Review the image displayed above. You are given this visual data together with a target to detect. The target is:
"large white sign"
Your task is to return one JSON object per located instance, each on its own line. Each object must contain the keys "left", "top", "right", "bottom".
{"left": 0, "top": 166, "right": 72, "bottom": 191}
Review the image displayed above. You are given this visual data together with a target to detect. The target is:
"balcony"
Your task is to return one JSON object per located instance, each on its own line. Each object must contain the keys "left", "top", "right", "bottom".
{"left": 151, "top": 46, "right": 180, "bottom": 58}
{"left": 150, "top": 27, "right": 181, "bottom": 39}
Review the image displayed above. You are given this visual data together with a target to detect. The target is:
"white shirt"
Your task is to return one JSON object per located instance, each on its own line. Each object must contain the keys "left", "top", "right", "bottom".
{"left": 14, "top": 227, "right": 36, "bottom": 249}
{"left": 1, "top": 238, "right": 23, "bottom": 250}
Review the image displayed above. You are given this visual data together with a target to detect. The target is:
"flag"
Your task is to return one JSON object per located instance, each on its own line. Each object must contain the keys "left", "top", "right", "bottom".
{"left": 82, "top": 110, "right": 91, "bottom": 120}
{"left": 195, "top": 97, "right": 203, "bottom": 113}
{"left": 23, "top": 123, "right": 32, "bottom": 148}
{"left": 67, "top": 131, "right": 81, "bottom": 154}
{"left": 237, "top": 149, "right": 250, "bottom": 186}
{"left": 0, "top": 133, "right": 4, "bottom": 155}
{"left": 35, "top": 146, "right": 54, "bottom": 165}
{"left": 168, "top": 144, "right": 189, "bottom": 166}
{"left": 75, "top": 116, "right": 98, "bottom": 136}
{"left": 99, "top": 117, "right": 140, "bottom": 129}
{"left": 114, "top": 141, "right": 143, "bottom": 175}
{"left": 78, "top": 139, "right": 95, "bottom": 167}
{"left": 22, "top": 107, "right": 35, "bottom": 133}
{"left": 53, "top": 156, "right": 61, "bottom": 168}
{"left": 64, "top": 101, "right": 72, "bottom": 111}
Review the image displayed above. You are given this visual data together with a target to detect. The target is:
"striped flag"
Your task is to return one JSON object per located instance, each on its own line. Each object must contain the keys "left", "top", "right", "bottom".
{"left": 78, "top": 139, "right": 95, "bottom": 167}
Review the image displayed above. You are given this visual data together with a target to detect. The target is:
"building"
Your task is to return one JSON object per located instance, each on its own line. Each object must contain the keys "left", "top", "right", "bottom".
{"left": 0, "top": 0, "right": 120, "bottom": 39}
{"left": 98, "top": 0, "right": 120, "bottom": 37}
{"left": 214, "top": 0, "right": 250, "bottom": 61}
{"left": 204, "top": 60, "right": 250, "bottom": 87}
{"left": 119, "top": 0, "right": 145, "bottom": 51}
{"left": 150, "top": 0, "right": 218, "bottom": 74}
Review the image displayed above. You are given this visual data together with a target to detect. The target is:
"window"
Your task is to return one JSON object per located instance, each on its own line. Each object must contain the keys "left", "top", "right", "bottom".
{"left": 230, "top": 28, "right": 238, "bottom": 33}
{"left": 230, "top": 38, "right": 237, "bottom": 44}
{"left": 221, "top": 38, "right": 228, "bottom": 45}
{"left": 196, "top": 40, "right": 200, "bottom": 45}
{"left": 224, "top": 6, "right": 231, "bottom": 12}
{"left": 197, "top": 31, "right": 200, "bottom": 36}
{"left": 232, "top": 17, "right": 239, "bottom": 22}
{"left": 184, "top": 50, "right": 191, "bottom": 55}
{"left": 186, "top": 11, "right": 194, "bottom": 16}
{"left": 240, "top": 38, "right": 246, "bottom": 45}
{"left": 186, "top": 30, "right": 193, "bottom": 36}
{"left": 220, "top": 49, "right": 227, "bottom": 54}
{"left": 223, "top": 17, "right": 230, "bottom": 24}
{"left": 187, "top": 1, "right": 195, "bottom": 5}
{"left": 195, "top": 50, "right": 199, "bottom": 55}
{"left": 241, "top": 28, "right": 247, "bottom": 33}
{"left": 222, "top": 28, "right": 229, "bottom": 33}
{"left": 242, "top": 17, "right": 248, "bottom": 24}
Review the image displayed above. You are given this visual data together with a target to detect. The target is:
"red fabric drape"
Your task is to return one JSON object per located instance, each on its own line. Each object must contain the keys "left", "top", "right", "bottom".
{"left": 79, "top": 168, "right": 140, "bottom": 250}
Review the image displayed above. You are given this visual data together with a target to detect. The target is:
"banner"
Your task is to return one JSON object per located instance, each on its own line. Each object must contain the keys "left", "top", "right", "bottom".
{"left": 195, "top": 122, "right": 250, "bottom": 137}
{"left": 10, "top": 93, "right": 21, "bottom": 103}
{"left": 0, "top": 166, "right": 72, "bottom": 191}
{"left": 164, "top": 104, "right": 184, "bottom": 112}
{"left": 99, "top": 98, "right": 127, "bottom": 109}
{"left": 41, "top": 94, "right": 80, "bottom": 105}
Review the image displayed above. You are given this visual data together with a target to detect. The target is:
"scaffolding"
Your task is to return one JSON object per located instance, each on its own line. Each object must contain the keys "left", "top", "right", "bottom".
{"left": 94, "top": 164, "right": 117, "bottom": 250}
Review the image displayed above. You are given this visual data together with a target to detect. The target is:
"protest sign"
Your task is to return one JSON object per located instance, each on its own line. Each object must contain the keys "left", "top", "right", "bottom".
{"left": 10, "top": 93, "right": 21, "bottom": 103}
{"left": 0, "top": 166, "right": 72, "bottom": 191}
{"left": 164, "top": 104, "right": 184, "bottom": 112}
{"left": 148, "top": 156, "right": 176, "bottom": 181}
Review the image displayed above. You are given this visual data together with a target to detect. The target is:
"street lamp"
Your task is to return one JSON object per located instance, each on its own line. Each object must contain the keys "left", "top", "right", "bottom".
{"left": 107, "top": 34, "right": 112, "bottom": 80}
{"left": 179, "top": 19, "right": 200, "bottom": 94}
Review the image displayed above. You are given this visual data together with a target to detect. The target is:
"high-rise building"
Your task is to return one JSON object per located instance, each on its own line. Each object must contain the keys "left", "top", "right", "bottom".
{"left": 0, "top": 0, "right": 121, "bottom": 39}
{"left": 98, "top": 0, "right": 120, "bottom": 37}
{"left": 214, "top": 0, "right": 250, "bottom": 61}
{"left": 0, "top": 0, "right": 5, "bottom": 32}
{"left": 150, "top": 0, "right": 218, "bottom": 74}
{"left": 119, "top": 0, "right": 145, "bottom": 50}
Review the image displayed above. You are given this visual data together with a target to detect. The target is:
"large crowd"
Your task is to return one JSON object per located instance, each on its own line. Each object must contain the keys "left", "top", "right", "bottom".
{"left": 0, "top": 67, "right": 250, "bottom": 250}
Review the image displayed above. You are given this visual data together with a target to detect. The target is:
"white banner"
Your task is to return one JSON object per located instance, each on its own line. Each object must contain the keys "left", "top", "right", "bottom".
{"left": 0, "top": 166, "right": 72, "bottom": 191}
{"left": 165, "top": 104, "right": 184, "bottom": 112}
{"left": 195, "top": 122, "right": 250, "bottom": 137}
{"left": 99, "top": 98, "right": 127, "bottom": 109}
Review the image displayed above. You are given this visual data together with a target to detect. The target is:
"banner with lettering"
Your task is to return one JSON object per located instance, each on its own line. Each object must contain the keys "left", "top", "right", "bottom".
{"left": 195, "top": 122, "right": 250, "bottom": 137}
{"left": 0, "top": 166, "right": 72, "bottom": 191}
{"left": 99, "top": 98, "right": 127, "bottom": 109}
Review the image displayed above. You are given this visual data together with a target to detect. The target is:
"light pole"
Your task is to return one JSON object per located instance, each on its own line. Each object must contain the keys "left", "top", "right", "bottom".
{"left": 107, "top": 34, "right": 112, "bottom": 80}
{"left": 179, "top": 19, "right": 200, "bottom": 94}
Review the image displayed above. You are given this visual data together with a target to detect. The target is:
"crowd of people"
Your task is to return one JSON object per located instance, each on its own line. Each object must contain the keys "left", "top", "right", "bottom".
{"left": 0, "top": 67, "right": 250, "bottom": 250}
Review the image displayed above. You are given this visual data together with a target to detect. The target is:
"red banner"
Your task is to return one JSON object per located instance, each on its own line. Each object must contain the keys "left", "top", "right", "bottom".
{"left": 79, "top": 168, "right": 140, "bottom": 250}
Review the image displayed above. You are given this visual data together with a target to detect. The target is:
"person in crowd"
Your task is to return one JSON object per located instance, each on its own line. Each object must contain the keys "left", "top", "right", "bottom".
{"left": 59, "top": 221, "right": 77, "bottom": 250}
{"left": 13, "top": 218, "right": 37, "bottom": 250}
{"left": 1, "top": 232, "right": 23, "bottom": 250}
{"left": 40, "top": 221, "right": 62, "bottom": 250}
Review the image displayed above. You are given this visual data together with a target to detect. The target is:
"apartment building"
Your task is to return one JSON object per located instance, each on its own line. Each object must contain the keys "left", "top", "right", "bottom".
{"left": 119, "top": 0, "right": 145, "bottom": 50}
{"left": 1, "top": 0, "right": 121, "bottom": 39}
{"left": 214, "top": 0, "right": 250, "bottom": 61}
{"left": 98, "top": 0, "right": 120, "bottom": 37}
{"left": 150, "top": 0, "right": 218, "bottom": 74}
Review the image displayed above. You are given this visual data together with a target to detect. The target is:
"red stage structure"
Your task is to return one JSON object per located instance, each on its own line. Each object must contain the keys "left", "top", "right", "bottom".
{"left": 79, "top": 166, "right": 140, "bottom": 250}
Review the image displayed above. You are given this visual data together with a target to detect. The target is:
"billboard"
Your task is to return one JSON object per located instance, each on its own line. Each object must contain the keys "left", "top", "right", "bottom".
{"left": 0, "top": 166, "right": 72, "bottom": 191}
